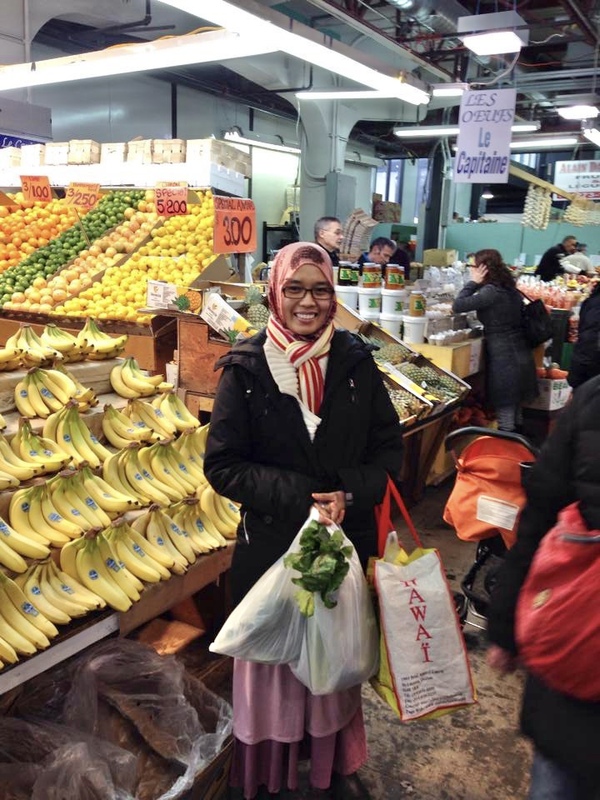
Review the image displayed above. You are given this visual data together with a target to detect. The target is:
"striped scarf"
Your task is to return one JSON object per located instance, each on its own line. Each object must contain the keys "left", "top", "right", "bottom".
{"left": 266, "top": 315, "right": 334, "bottom": 415}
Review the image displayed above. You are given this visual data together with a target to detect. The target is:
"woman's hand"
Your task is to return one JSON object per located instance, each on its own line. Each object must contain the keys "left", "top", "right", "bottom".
{"left": 470, "top": 264, "right": 488, "bottom": 284}
{"left": 312, "top": 491, "right": 346, "bottom": 526}
{"left": 486, "top": 644, "right": 518, "bottom": 674}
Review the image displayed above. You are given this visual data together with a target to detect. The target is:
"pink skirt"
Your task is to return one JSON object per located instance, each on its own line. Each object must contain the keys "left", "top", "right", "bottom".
{"left": 230, "top": 660, "right": 368, "bottom": 799}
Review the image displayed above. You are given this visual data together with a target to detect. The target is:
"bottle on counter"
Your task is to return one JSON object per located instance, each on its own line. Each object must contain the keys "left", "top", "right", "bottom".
{"left": 385, "top": 263, "right": 405, "bottom": 289}
{"left": 360, "top": 262, "right": 382, "bottom": 288}
{"left": 337, "top": 261, "right": 354, "bottom": 286}
{"left": 409, "top": 290, "right": 426, "bottom": 316}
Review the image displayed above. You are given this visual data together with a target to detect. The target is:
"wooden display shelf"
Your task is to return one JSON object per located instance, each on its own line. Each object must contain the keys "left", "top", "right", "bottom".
{"left": 177, "top": 316, "right": 230, "bottom": 397}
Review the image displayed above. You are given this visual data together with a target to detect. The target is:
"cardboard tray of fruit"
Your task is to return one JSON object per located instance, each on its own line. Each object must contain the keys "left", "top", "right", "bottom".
{"left": 379, "top": 354, "right": 470, "bottom": 409}
{"left": 380, "top": 371, "right": 434, "bottom": 427}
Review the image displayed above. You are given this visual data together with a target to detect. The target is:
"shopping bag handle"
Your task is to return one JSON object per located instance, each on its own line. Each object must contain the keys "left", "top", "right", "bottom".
{"left": 376, "top": 476, "right": 423, "bottom": 557}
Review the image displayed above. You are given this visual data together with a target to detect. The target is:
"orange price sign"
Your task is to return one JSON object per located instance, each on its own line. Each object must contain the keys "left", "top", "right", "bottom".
{"left": 155, "top": 184, "right": 189, "bottom": 217}
{"left": 65, "top": 182, "right": 100, "bottom": 209}
{"left": 213, "top": 197, "right": 256, "bottom": 253}
{"left": 20, "top": 175, "right": 52, "bottom": 203}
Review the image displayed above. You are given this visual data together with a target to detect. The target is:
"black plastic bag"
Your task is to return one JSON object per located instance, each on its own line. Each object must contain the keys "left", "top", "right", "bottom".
{"left": 520, "top": 294, "right": 553, "bottom": 347}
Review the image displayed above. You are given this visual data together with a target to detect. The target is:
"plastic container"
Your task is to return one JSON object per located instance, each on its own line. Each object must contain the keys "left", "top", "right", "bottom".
{"left": 381, "top": 288, "right": 407, "bottom": 315}
{"left": 338, "top": 261, "right": 354, "bottom": 286}
{"left": 360, "top": 263, "right": 382, "bottom": 288}
{"left": 357, "top": 286, "right": 382, "bottom": 315}
{"left": 409, "top": 290, "right": 426, "bottom": 316}
{"left": 379, "top": 312, "right": 402, "bottom": 337}
{"left": 385, "top": 264, "right": 405, "bottom": 288}
{"left": 361, "top": 310, "right": 380, "bottom": 325}
{"left": 335, "top": 285, "right": 358, "bottom": 309}
{"left": 402, "top": 314, "right": 427, "bottom": 344}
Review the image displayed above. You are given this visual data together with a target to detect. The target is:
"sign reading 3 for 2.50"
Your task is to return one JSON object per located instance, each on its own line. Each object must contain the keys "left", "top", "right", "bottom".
{"left": 213, "top": 197, "right": 256, "bottom": 253}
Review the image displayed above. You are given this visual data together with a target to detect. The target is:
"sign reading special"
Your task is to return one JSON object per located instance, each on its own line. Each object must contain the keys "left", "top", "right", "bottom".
{"left": 454, "top": 88, "right": 516, "bottom": 184}
{"left": 554, "top": 160, "right": 600, "bottom": 200}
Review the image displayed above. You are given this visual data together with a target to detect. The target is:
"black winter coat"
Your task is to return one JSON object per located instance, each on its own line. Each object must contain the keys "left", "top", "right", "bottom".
{"left": 568, "top": 285, "right": 600, "bottom": 389}
{"left": 534, "top": 244, "right": 567, "bottom": 282}
{"left": 204, "top": 329, "right": 404, "bottom": 604}
{"left": 453, "top": 281, "right": 537, "bottom": 407}
{"left": 487, "top": 376, "right": 600, "bottom": 781}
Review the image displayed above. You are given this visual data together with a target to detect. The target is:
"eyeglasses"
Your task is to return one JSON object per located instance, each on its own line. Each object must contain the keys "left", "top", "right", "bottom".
{"left": 282, "top": 285, "right": 335, "bottom": 300}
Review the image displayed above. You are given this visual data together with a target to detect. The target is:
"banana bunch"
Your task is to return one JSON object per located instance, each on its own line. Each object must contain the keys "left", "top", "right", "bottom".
{"left": 122, "top": 398, "right": 178, "bottom": 441}
{"left": 10, "top": 482, "right": 84, "bottom": 547}
{"left": 168, "top": 498, "right": 227, "bottom": 554}
{"left": 54, "top": 363, "right": 98, "bottom": 412}
{"left": 78, "top": 464, "right": 140, "bottom": 516}
{"left": 14, "top": 559, "right": 105, "bottom": 625}
{"left": 10, "top": 418, "right": 72, "bottom": 475}
{"left": 171, "top": 424, "right": 209, "bottom": 470}
{"left": 132, "top": 504, "right": 195, "bottom": 573}
{"left": 44, "top": 400, "right": 111, "bottom": 467}
{"left": 103, "top": 444, "right": 183, "bottom": 507}
{"left": 102, "top": 403, "right": 153, "bottom": 449}
{"left": 0, "top": 513, "right": 50, "bottom": 572}
{"left": 40, "top": 324, "right": 89, "bottom": 363}
{"left": 151, "top": 390, "right": 200, "bottom": 432}
{"left": 5, "top": 324, "right": 63, "bottom": 368}
{"left": 14, "top": 366, "right": 79, "bottom": 419}
{"left": 105, "top": 519, "right": 173, "bottom": 584}
{"left": 0, "top": 569, "right": 58, "bottom": 665}
{"left": 0, "top": 430, "right": 46, "bottom": 483}
{"left": 77, "top": 318, "right": 127, "bottom": 360}
{"left": 60, "top": 531, "right": 137, "bottom": 612}
{"left": 198, "top": 483, "right": 240, "bottom": 539}
{"left": 0, "top": 342, "right": 22, "bottom": 372}
{"left": 110, "top": 356, "right": 166, "bottom": 399}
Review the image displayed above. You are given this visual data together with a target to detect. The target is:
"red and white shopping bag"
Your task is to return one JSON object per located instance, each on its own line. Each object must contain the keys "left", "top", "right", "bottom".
{"left": 370, "top": 478, "right": 477, "bottom": 721}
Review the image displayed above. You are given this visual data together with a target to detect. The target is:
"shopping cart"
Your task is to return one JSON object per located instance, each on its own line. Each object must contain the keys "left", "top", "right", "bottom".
{"left": 442, "top": 427, "right": 539, "bottom": 628}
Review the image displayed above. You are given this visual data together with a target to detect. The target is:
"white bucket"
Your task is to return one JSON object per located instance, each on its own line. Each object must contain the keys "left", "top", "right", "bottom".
{"left": 335, "top": 285, "right": 358, "bottom": 309}
{"left": 381, "top": 288, "right": 407, "bottom": 315}
{"left": 357, "top": 286, "right": 382, "bottom": 315}
{"left": 361, "top": 310, "right": 380, "bottom": 325}
{"left": 402, "top": 314, "right": 427, "bottom": 344}
{"left": 379, "top": 312, "right": 402, "bottom": 337}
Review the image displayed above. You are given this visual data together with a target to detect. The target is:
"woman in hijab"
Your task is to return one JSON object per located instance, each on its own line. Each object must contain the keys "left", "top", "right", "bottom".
{"left": 204, "top": 242, "right": 403, "bottom": 799}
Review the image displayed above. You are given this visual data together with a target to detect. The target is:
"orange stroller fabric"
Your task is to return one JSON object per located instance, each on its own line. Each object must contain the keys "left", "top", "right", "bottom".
{"left": 443, "top": 436, "right": 534, "bottom": 548}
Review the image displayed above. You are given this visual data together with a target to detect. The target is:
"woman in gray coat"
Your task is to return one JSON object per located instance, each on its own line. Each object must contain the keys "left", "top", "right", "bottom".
{"left": 453, "top": 249, "right": 537, "bottom": 431}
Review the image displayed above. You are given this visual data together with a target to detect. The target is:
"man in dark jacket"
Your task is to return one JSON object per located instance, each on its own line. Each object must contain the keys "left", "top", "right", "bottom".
{"left": 534, "top": 235, "right": 578, "bottom": 281}
{"left": 314, "top": 216, "right": 343, "bottom": 267}
{"left": 568, "top": 282, "right": 600, "bottom": 389}
{"left": 487, "top": 377, "right": 600, "bottom": 797}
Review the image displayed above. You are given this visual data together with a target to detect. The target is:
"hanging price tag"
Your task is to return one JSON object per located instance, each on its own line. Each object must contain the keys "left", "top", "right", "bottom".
{"left": 20, "top": 175, "right": 52, "bottom": 203}
{"left": 65, "top": 182, "right": 101, "bottom": 209}
{"left": 155, "top": 184, "right": 189, "bottom": 217}
{"left": 213, "top": 197, "right": 256, "bottom": 253}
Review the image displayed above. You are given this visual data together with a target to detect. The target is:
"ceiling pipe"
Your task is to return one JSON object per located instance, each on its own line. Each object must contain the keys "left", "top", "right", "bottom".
{"left": 558, "top": 0, "right": 599, "bottom": 46}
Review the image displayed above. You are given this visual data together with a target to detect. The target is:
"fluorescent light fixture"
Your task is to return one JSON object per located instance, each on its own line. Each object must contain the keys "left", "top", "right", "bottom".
{"left": 158, "top": 0, "right": 431, "bottom": 105}
{"left": 224, "top": 129, "right": 300, "bottom": 154}
{"left": 481, "top": 188, "right": 494, "bottom": 199}
{"left": 509, "top": 137, "right": 578, "bottom": 149}
{"left": 558, "top": 105, "right": 599, "bottom": 120}
{"left": 0, "top": 30, "right": 275, "bottom": 91}
{"left": 582, "top": 126, "right": 600, "bottom": 147}
{"left": 296, "top": 79, "right": 430, "bottom": 105}
{"left": 394, "top": 121, "right": 540, "bottom": 138}
{"left": 457, "top": 11, "right": 528, "bottom": 56}
{"left": 432, "top": 82, "right": 469, "bottom": 98}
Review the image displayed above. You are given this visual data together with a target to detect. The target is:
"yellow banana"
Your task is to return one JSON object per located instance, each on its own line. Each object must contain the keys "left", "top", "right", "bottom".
{"left": 122, "top": 447, "right": 173, "bottom": 506}
{"left": 45, "top": 560, "right": 106, "bottom": 610}
{"left": 137, "top": 446, "right": 183, "bottom": 503}
{"left": 110, "top": 361, "right": 145, "bottom": 399}
{"left": 59, "top": 536, "right": 86, "bottom": 581}
{"left": 80, "top": 465, "right": 140, "bottom": 514}
{"left": 14, "top": 378, "right": 38, "bottom": 418}
{"left": 0, "top": 582, "right": 51, "bottom": 650}
{"left": 19, "top": 564, "right": 72, "bottom": 625}
{"left": 0, "top": 514, "right": 51, "bottom": 560}
{"left": 37, "top": 562, "right": 89, "bottom": 618}
{"left": 75, "top": 534, "right": 133, "bottom": 612}
{"left": 0, "top": 635, "right": 18, "bottom": 665}
{"left": 144, "top": 510, "right": 188, "bottom": 574}
{"left": 95, "top": 532, "right": 143, "bottom": 601}
{"left": 39, "top": 484, "right": 84, "bottom": 539}
{"left": 0, "top": 606, "right": 38, "bottom": 655}
{"left": 125, "top": 523, "right": 175, "bottom": 570}
{"left": 157, "top": 391, "right": 200, "bottom": 431}
{"left": 154, "top": 506, "right": 197, "bottom": 564}
{"left": 0, "top": 434, "right": 42, "bottom": 481}
{"left": 23, "top": 485, "right": 72, "bottom": 547}
{"left": 0, "top": 569, "right": 59, "bottom": 639}
{"left": 8, "top": 489, "right": 53, "bottom": 546}
{"left": 127, "top": 399, "right": 177, "bottom": 440}
{"left": 0, "top": 530, "right": 29, "bottom": 573}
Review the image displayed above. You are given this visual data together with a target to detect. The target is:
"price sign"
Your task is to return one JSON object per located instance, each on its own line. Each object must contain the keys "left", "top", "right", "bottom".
{"left": 20, "top": 175, "right": 52, "bottom": 203}
{"left": 213, "top": 197, "right": 256, "bottom": 253}
{"left": 155, "top": 184, "right": 189, "bottom": 217}
{"left": 65, "top": 182, "right": 101, "bottom": 209}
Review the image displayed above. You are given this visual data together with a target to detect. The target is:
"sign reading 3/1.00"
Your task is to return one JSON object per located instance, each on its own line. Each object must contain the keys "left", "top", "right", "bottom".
{"left": 155, "top": 184, "right": 189, "bottom": 217}
{"left": 213, "top": 197, "right": 256, "bottom": 253}
{"left": 20, "top": 175, "right": 52, "bottom": 203}
{"left": 65, "top": 182, "right": 100, "bottom": 209}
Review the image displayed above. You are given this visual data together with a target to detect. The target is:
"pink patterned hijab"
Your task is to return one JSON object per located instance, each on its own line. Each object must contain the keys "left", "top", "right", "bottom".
{"left": 266, "top": 242, "right": 337, "bottom": 415}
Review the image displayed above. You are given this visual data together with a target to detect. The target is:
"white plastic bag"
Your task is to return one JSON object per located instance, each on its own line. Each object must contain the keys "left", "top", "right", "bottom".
{"left": 210, "top": 511, "right": 379, "bottom": 695}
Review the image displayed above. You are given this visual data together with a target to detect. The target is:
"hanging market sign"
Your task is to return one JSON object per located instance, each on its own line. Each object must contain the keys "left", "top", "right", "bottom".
{"left": 213, "top": 197, "right": 256, "bottom": 253}
{"left": 0, "top": 134, "right": 46, "bottom": 148}
{"left": 454, "top": 88, "right": 516, "bottom": 184}
{"left": 554, "top": 160, "right": 600, "bottom": 199}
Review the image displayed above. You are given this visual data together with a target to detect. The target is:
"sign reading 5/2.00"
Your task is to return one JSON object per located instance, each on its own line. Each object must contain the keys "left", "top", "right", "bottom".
{"left": 20, "top": 175, "right": 52, "bottom": 203}
{"left": 155, "top": 184, "right": 189, "bottom": 217}
{"left": 213, "top": 197, "right": 256, "bottom": 253}
{"left": 65, "top": 182, "right": 100, "bottom": 209}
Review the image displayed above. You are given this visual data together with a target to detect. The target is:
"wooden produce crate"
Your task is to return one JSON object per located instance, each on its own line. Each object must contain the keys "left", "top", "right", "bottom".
{"left": 185, "top": 738, "right": 233, "bottom": 800}
{"left": 411, "top": 338, "right": 484, "bottom": 380}
{"left": 177, "top": 316, "right": 230, "bottom": 397}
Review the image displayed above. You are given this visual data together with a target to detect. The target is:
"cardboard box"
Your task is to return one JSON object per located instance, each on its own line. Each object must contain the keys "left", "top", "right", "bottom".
{"left": 153, "top": 138, "right": 186, "bottom": 164}
{"left": 423, "top": 248, "right": 459, "bottom": 267}
{"left": 19, "top": 143, "right": 45, "bottom": 167}
{"left": 44, "top": 141, "right": 69, "bottom": 165}
{"left": 101, "top": 142, "right": 127, "bottom": 164}
{"left": 68, "top": 139, "right": 101, "bottom": 164}
{"left": 146, "top": 279, "right": 203, "bottom": 313}
{"left": 523, "top": 378, "right": 572, "bottom": 411}
{"left": 372, "top": 200, "right": 401, "bottom": 222}
{"left": 126, "top": 138, "right": 154, "bottom": 164}
{"left": 0, "top": 147, "right": 21, "bottom": 168}
{"left": 186, "top": 138, "right": 252, "bottom": 177}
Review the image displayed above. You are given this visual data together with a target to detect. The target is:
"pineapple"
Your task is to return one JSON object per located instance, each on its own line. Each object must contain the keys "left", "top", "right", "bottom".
{"left": 244, "top": 285, "right": 270, "bottom": 329}
{"left": 173, "top": 289, "right": 202, "bottom": 313}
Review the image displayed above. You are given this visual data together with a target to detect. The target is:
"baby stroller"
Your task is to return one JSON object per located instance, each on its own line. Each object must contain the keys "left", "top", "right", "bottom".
{"left": 442, "top": 427, "right": 539, "bottom": 629}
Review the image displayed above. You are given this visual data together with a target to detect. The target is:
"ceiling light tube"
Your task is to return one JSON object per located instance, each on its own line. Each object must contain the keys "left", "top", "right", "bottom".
{"left": 582, "top": 126, "right": 600, "bottom": 147}
{"left": 296, "top": 83, "right": 430, "bottom": 104}
{"left": 394, "top": 122, "right": 540, "bottom": 138}
{"left": 558, "top": 105, "right": 599, "bottom": 120}
{"left": 224, "top": 130, "right": 300, "bottom": 154}
{"left": 431, "top": 83, "right": 469, "bottom": 98}
{"left": 158, "top": 0, "right": 431, "bottom": 105}
{"left": 509, "top": 137, "right": 579, "bottom": 149}
{"left": 0, "top": 30, "right": 275, "bottom": 91}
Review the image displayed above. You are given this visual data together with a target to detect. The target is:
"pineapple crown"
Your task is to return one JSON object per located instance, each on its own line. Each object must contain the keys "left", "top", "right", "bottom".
{"left": 244, "top": 285, "right": 265, "bottom": 306}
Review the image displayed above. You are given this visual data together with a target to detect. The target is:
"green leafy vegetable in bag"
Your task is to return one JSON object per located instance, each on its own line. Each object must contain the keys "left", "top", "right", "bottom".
{"left": 283, "top": 520, "right": 353, "bottom": 617}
